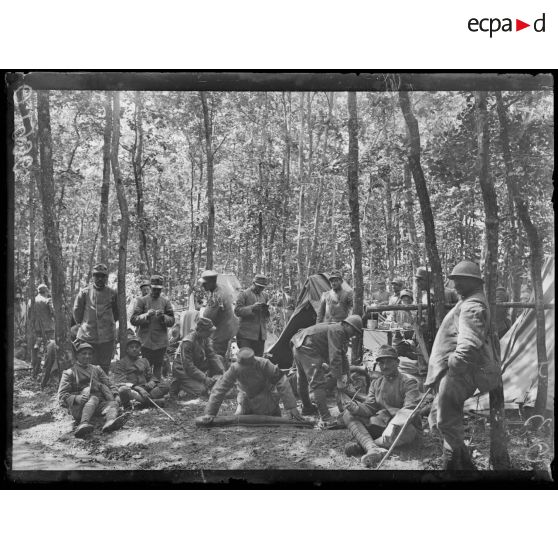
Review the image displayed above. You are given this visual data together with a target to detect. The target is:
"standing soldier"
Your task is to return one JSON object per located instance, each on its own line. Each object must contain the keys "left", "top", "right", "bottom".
{"left": 73, "top": 264, "right": 118, "bottom": 373}
{"left": 235, "top": 274, "right": 270, "bottom": 357}
{"left": 130, "top": 275, "right": 175, "bottom": 380}
{"left": 139, "top": 280, "right": 151, "bottom": 297}
{"left": 426, "top": 261, "right": 501, "bottom": 470}
{"left": 292, "top": 314, "right": 363, "bottom": 426}
{"left": 58, "top": 342, "right": 129, "bottom": 438}
{"left": 316, "top": 270, "right": 353, "bottom": 324}
{"left": 199, "top": 270, "right": 237, "bottom": 360}
{"left": 32, "top": 283, "right": 55, "bottom": 376}
{"left": 388, "top": 278, "right": 404, "bottom": 306}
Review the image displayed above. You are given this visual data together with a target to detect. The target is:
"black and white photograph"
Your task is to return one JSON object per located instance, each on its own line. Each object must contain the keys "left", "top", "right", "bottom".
{"left": 3, "top": 72, "right": 554, "bottom": 484}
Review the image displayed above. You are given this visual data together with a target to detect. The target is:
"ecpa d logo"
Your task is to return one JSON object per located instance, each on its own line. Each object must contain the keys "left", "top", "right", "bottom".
{"left": 468, "top": 13, "right": 545, "bottom": 37}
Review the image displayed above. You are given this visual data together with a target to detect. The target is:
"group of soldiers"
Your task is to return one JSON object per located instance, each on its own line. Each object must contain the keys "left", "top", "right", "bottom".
{"left": 26, "top": 258, "right": 504, "bottom": 470}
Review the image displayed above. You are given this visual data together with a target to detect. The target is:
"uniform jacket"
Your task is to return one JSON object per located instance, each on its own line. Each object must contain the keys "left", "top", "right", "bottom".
{"left": 130, "top": 294, "right": 175, "bottom": 349}
{"left": 34, "top": 294, "right": 55, "bottom": 332}
{"left": 73, "top": 284, "right": 118, "bottom": 343}
{"left": 110, "top": 355, "right": 152, "bottom": 387}
{"left": 316, "top": 287, "right": 353, "bottom": 323}
{"left": 425, "top": 288, "right": 501, "bottom": 391}
{"left": 351, "top": 371, "right": 422, "bottom": 428}
{"left": 292, "top": 323, "right": 350, "bottom": 378}
{"left": 172, "top": 331, "right": 224, "bottom": 384}
{"left": 58, "top": 363, "right": 117, "bottom": 409}
{"left": 205, "top": 357, "right": 297, "bottom": 415}
{"left": 235, "top": 287, "right": 269, "bottom": 340}
{"left": 201, "top": 285, "right": 238, "bottom": 344}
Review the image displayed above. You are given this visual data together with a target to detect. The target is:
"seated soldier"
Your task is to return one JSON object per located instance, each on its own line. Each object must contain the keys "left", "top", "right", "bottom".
{"left": 110, "top": 335, "right": 169, "bottom": 408}
{"left": 170, "top": 317, "right": 225, "bottom": 399}
{"left": 200, "top": 347, "right": 303, "bottom": 423}
{"left": 58, "top": 342, "right": 129, "bottom": 438}
{"left": 342, "top": 344, "right": 422, "bottom": 468}
{"left": 393, "top": 289, "right": 417, "bottom": 360}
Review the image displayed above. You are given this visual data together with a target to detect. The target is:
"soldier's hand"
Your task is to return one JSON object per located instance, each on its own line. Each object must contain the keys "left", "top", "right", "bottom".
{"left": 286, "top": 408, "right": 305, "bottom": 422}
{"left": 155, "top": 309, "right": 164, "bottom": 317}
{"left": 336, "top": 376, "right": 348, "bottom": 391}
{"left": 343, "top": 400, "right": 360, "bottom": 415}
{"left": 81, "top": 387, "right": 91, "bottom": 400}
{"left": 200, "top": 415, "right": 215, "bottom": 424}
{"left": 147, "top": 309, "right": 156, "bottom": 317}
{"left": 146, "top": 380, "right": 157, "bottom": 390}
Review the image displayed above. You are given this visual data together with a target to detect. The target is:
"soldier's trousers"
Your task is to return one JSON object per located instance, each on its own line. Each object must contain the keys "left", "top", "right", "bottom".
{"left": 293, "top": 346, "right": 332, "bottom": 418}
{"left": 118, "top": 384, "right": 169, "bottom": 406}
{"left": 237, "top": 337, "right": 265, "bottom": 357}
{"left": 236, "top": 389, "right": 281, "bottom": 416}
{"left": 141, "top": 346, "right": 166, "bottom": 379}
{"left": 347, "top": 411, "right": 419, "bottom": 449}
{"left": 69, "top": 396, "right": 119, "bottom": 424}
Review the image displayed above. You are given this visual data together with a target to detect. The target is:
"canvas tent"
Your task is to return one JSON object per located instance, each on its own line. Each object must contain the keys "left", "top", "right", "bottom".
{"left": 267, "top": 273, "right": 352, "bottom": 368}
{"left": 465, "top": 256, "right": 555, "bottom": 413}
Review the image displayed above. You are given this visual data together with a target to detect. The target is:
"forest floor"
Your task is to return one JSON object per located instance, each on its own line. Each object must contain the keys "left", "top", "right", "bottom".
{"left": 10, "top": 365, "right": 554, "bottom": 478}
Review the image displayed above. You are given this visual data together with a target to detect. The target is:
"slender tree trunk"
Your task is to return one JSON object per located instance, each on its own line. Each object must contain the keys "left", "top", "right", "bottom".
{"left": 295, "top": 92, "right": 305, "bottom": 288}
{"left": 475, "top": 91, "right": 510, "bottom": 470}
{"left": 199, "top": 91, "right": 215, "bottom": 269}
{"left": 36, "top": 90, "right": 69, "bottom": 348}
{"left": 404, "top": 163, "right": 420, "bottom": 271}
{"left": 110, "top": 91, "right": 129, "bottom": 357}
{"left": 398, "top": 91, "right": 445, "bottom": 329}
{"left": 98, "top": 92, "right": 112, "bottom": 264}
{"left": 495, "top": 91, "right": 549, "bottom": 415}
{"left": 347, "top": 92, "right": 364, "bottom": 315}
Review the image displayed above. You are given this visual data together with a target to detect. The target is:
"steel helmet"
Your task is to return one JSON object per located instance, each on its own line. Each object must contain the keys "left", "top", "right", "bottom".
{"left": 448, "top": 261, "right": 483, "bottom": 281}
{"left": 343, "top": 314, "right": 363, "bottom": 334}
{"left": 415, "top": 267, "right": 429, "bottom": 280}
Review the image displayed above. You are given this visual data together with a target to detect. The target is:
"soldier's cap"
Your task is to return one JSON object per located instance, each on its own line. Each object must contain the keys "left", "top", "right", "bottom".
{"left": 37, "top": 283, "right": 48, "bottom": 291}
{"left": 448, "top": 261, "right": 483, "bottom": 282}
{"left": 329, "top": 270, "right": 342, "bottom": 280}
{"left": 93, "top": 263, "right": 109, "bottom": 276}
{"left": 415, "top": 267, "right": 429, "bottom": 279}
{"left": 391, "top": 278, "right": 404, "bottom": 286}
{"left": 343, "top": 314, "right": 363, "bottom": 334}
{"left": 126, "top": 336, "right": 142, "bottom": 347}
{"left": 237, "top": 347, "right": 256, "bottom": 366}
{"left": 400, "top": 289, "right": 413, "bottom": 300}
{"left": 200, "top": 270, "right": 218, "bottom": 283}
{"left": 150, "top": 275, "right": 164, "bottom": 288}
{"left": 76, "top": 342, "right": 94, "bottom": 353}
{"left": 253, "top": 274, "right": 268, "bottom": 287}
{"left": 139, "top": 280, "right": 151, "bottom": 289}
{"left": 196, "top": 317, "right": 216, "bottom": 332}
{"left": 376, "top": 344, "right": 399, "bottom": 361}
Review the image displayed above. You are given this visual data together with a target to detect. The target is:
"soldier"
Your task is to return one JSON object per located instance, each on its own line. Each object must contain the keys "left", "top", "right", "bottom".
{"left": 426, "top": 261, "right": 501, "bottom": 470}
{"left": 170, "top": 317, "right": 225, "bottom": 399}
{"left": 58, "top": 342, "right": 129, "bottom": 438}
{"left": 342, "top": 344, "right": 422, "bottom": 467}
{"left": 110, "top": 335, "right": 169, "bottom": 408}
{"left": 200, "top": 347, "right": 303, "bottom": 422}
{"left": 393, "top": 289, "right": 416, "bottom": 359}
{"left": 199, "top": 270, "right": 237, "bottom": 359}
{"left": 131, "top": 275, "right": 175, "bottom": 379}
{"left": 316, "top": 270, "right": 353, "bottom": 324}
{"left": 415, "top": 267, "right": 459, "bottom": 307}
{"left": 32, "top": 284, "right": 55, "bottom": 376}
{"left": 235, "top": 274, "right": 270, "bottom": 357}
{"left": 292, "top": 314, "right": 363, "bottom": 427}
{"left": 388, "top": 278, "right": 404, "bottom": 306}
{"left": 139, "top": 280, "right": 151, "bottom": 297}
{"left": 73, "top": 263, "right": 118, "bottom": 373}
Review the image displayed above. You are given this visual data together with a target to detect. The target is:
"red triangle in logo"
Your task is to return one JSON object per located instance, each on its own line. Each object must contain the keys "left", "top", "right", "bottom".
{"left": 516, "top": 19, "right": 530, "bottom": 31}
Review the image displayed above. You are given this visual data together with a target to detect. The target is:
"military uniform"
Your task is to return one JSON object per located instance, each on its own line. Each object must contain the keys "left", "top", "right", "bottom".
{"left": 316, "top": 288, "right": 353, "bottom": 324}
{"left": 171, "top": 330, "right": 225, "bottom": 398}
{"left": 73, "top": 283, "right": 118, "bottom": 372}
{"left": 205, "top": 354, "right": 298, "bottom": 417}
{"left": 34, "top": 292, "right": 55, "bottom": 338}
{"left": 426, "top": 277, "right": 501, "bottom": 469}
{"left": 201, "top": 284, "right": 238, "bottom": 358}
{"left": 235, "top": 281, "right": 270, "bottom": 356}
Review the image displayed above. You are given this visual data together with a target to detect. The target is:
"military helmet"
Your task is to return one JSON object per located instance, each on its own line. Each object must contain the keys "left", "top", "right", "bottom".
{"left": 390, "top": 278, "right": 404, "bottom": 286}
{"left": 253, "top": 274, "right": 268, "bottom": 287}
{"left": 200, "top": 270, "right": 218, "bottom": 283}
{"left": 196, "top": 317, "right": 216, "bottom": 333}
{"left": 139, "top": 279, "right": 151, "bottom": 289}
{"left": 415, "top": 267, "right": 429, "bottom": 280}
{"left": 126, "top": 336, "right": 141, "bottom": 347}
{"left": 37, "top": 283, "right": 48, "bottom": 291}
{"left": 400, "top": 289, "right": 413, "bottom": 300}
{"left": 375, "top": 344, "right": 399, "bottom": 361}
{"left": 150, "top": 275, "right": 164, "bottom": 289}
{"left": 93, "top": 263, "right": 109, "bottom": 276}
{"left": 343, "top": 314, "right": 363, "bottom": 334}
{"left": 329, "top": 270, "right": 342, "bottom": 280}
{"left": 76, "top": 342, "right": 94, "bottom": 354}
{"left": 448, "top": 261, "right": 483, "bottom": 281}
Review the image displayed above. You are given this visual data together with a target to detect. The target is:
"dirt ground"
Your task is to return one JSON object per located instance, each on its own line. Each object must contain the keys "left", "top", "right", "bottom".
{"left": 10, "top": 366, "right": 554, "bottom": 478}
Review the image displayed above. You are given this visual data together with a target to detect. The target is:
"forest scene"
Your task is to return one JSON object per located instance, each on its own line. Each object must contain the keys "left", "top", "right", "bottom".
{"left": 8, "top": 73, "right": 554, "bottom": 479}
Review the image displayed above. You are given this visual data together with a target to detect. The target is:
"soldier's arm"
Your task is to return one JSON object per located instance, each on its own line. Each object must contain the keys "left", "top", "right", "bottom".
{"left": 181, "top": 339, "right": 208, "bottom": 383}
{"left": 234, "top": 291, "right": 254, "bottom": 318}
{"left": 402, "top": 375, "right": 421, "bottom": 409}
{"left": 73, "top": 290, "right": 85, "bottom": 325}
{"left": 327, "top": 327, "right": 349, "bottom": 377}
{"left": 352, "top": 381, "right": 380, "bottom": 417}
{"left": 97, "top": 366, "right": 117, "bottom": 398}
{"left": 346, "top": 290, "right": 354, "bottom": 313}
{"left": 130, "top": 297, "right": 148, "bottom": 326}
{"left": 316, "top": 295, "right": 326, "bottom": 324}
{"left": 204, "top": 367, "right": 238, "bottom": 416}
{"left": 110, "top": 360, "right": 127, "bottom": 386}
{"left": 451, "top": 300, "right": 487, "bottom": 370}
{"left": 57, "top": 370, "right": 76, "bottom": 408}
{"left": 161, "top": 299, "right": 175, "bottom": 327}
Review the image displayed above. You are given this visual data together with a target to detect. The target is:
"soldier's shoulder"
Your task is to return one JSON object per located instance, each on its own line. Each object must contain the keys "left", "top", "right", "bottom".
{"left": 399, "top": 372, "right": 419, "bottom": 387}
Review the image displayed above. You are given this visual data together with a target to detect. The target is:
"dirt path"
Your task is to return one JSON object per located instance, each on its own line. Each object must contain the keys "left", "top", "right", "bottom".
{"left": 10, "top": 368, "right": 552, "bottom": 475}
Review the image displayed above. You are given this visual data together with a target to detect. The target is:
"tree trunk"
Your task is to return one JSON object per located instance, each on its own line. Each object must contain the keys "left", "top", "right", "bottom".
{"left": 98, "top": 91, "right": 112, "bottom": 264}
{"left": 474, "top": 91, "right": 510, "bottom": 470}
{"left": 404, "top": 164, "right": 420, "bottom": 271}
{"left": 110, "top": 91, "right": 129, "bottom": 357}
{"left": 199, "top": 91, "right": 215, "bottom": 269}
{"left": 398, "top": 91, "right": 445, "bottom": 329}
{"left": 347, "top": 92, "right": 364, "bottom": 315}
{"left": 295, "top": 92, "right": 305, "bottom": 288}
{"left": 36, "top": 90, "right": 69, "bottom": 348}
{"left": 495, "top": 91, "right": 549, "bottom": 415}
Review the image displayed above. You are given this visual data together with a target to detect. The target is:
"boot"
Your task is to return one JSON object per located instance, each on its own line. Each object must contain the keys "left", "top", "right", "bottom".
{"left": 301, "top": 403, "right": 319, "bottom": 416}
{"left": 118, "top": 388, "right": 131, "bottom": 408}
{"left": 102, "top": 404, "right": 130, "bottom": 434}
{"left": 311, "top": 388, "right": 332, "bottom": 420}
{"left": 347, "top": 420, "right": 388, "bottom": 468}
{"left": 344, "top": 441, "right": 365, "bottom": 457}
{"left": 75, "top": 397, "right": 97, "bottom": 439}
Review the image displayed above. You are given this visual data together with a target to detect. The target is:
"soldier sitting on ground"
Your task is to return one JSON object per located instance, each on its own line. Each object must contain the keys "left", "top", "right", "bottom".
{"left": 110, "top": 335, "right": 169, "bottom": 409}
{"left": 200, "top": 347, "right": 303, "bottom": 423}
{"left": 170, "top": 317, "right": 225, "bottom": 399}
{"left": 58, "top": 342, "right": 129, "bottom": 439}
{"left": 342, "top": 344, "right": 422, "bottom": 468}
